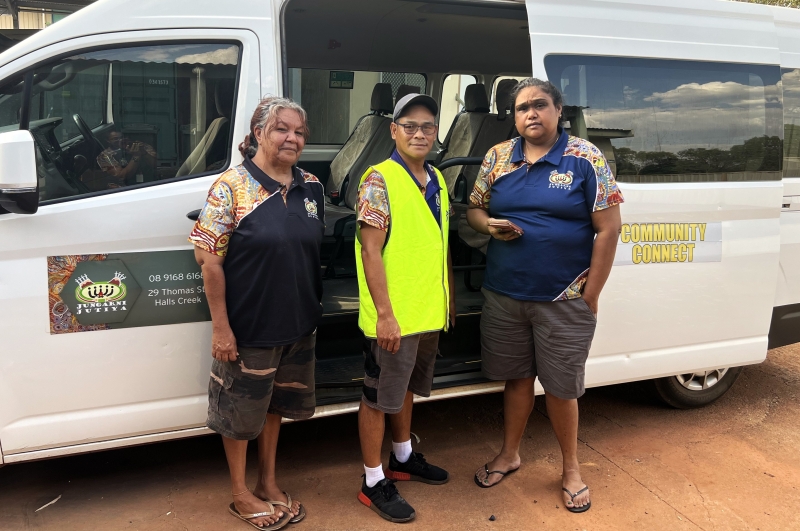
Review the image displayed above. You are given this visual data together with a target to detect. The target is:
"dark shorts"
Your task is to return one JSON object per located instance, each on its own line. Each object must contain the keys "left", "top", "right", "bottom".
{"left": 206, "top": 333, "right": 316, "bottom": 440}
{"left": 362, "top": 332, "right": 440, "bottom": 414}
{"left": 480, "top": 288, "right": 597, "bottom": 400}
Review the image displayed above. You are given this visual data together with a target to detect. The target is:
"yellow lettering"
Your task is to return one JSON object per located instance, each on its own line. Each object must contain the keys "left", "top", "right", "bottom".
{"left": 689, "top": 223, "right": 698, "bottom": 241}
{"left": 631, "top": 224, "right": 640, "bottom": 243}
{"left": 661, "top": 244, "right": 671, "bottom": 262}
{"left": 698, "top": 223, "right": 707, "bottom": 241}
{"left": 665, "top": 224, "right": 675, "bottom": 242}
{"left": 684, "top": 224, "right": 691, "bottom": 241}
{"left": 641, "top": 224, "right": 653, "bottom": 242}
{"left": 632, "top": 244, "right": 642, "bottom": 264}
{"left": 678, "top": 243, "right": 688, "bottom": 262}
{"left": 675, "top": 224, "right": 685, "bottom": 241}
{"left": 642, "top": 244, "right": 652, "bottom": 263}
{"left": 687, "top": 243, "right": 695, "bottom": 261}
{"left": 670, "top": 244, "right": 678, "bottom": 262}
{"left": 621, "top": 224, "right": 630, "bottom": 243}
{"left": 653, "top": 224, "right": 665, "bottom": 241}
{"left": 652, "top": 244, "right": 661, "bottom": 262}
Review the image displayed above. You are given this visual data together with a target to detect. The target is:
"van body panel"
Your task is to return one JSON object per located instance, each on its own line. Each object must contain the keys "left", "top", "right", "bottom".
{"left": 0, "top": 28, "right": 263, "bottom": 456}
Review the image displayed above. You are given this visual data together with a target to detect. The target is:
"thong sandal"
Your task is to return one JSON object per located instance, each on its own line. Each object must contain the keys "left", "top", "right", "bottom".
{"left": 228, "top": 501, "right": 291, "bottom": 530}
{"left": 268, "top": 492, "right": 306, "bottom": 524}
{"left": 474, "top": 463, "right": 520, "bottom": 489}
{"left": 562, "top": 486, "right": 591, "bottom": 513}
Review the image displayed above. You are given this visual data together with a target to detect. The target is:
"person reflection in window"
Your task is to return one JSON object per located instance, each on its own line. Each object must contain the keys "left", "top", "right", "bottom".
{"left": 96, "top": 130, "right": 156, "bottom": 188}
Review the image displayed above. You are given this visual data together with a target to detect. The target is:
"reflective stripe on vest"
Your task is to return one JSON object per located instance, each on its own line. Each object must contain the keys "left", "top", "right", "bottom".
{"left": 355, "top": 159, "right": 450, "bottom": 338}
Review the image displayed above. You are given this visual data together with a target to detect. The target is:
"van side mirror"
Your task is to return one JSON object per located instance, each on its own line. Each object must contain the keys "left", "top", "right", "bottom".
{"left": 0, "top": 130, "right": 38, "bottom": 214}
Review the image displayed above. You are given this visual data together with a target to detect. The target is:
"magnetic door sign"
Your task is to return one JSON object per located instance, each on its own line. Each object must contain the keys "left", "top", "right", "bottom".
{"left": 48, "top": 250, "right": 210, "bottom": 334}
{"left": 613, "top": 223, "right": 722, "bottom": 266}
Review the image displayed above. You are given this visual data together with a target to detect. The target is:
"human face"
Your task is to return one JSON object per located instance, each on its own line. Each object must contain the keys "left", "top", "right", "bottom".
{"left": 391, "top": 105, "right": 437, "bottom": 162}
{"left": 108, "top": 132, "right": 124, "bottom": 149}
{"left": 514, "top": 86, "right": 562, "bottom": 145}
{"left": 255, "top": 109, "right": 307, "bottom": 167}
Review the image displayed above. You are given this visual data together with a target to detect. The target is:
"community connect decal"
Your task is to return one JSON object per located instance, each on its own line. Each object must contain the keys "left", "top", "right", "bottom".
{"left": 613, "top": 222, "right": 722, "bottom": 266}
{"left": 48, "top": 250, "right": 210, "bottom": 334}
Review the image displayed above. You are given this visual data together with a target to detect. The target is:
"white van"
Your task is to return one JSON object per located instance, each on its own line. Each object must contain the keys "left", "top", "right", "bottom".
{"left": 1, "top": 0, "right": 799, "bottom": 465}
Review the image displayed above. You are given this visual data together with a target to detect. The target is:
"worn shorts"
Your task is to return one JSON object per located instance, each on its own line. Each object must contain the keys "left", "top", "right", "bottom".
{"left": 480, "top": 288, "right": 597, "bottom": 400}
{"left": 206, "top": 333, "right": 316, "bottom": 440}
{"left": 362, "top": 332, "right": 440, "bottom": 414}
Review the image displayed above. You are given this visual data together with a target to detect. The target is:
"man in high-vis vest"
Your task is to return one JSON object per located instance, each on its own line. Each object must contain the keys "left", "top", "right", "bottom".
{"left": 355, "top": 93, "right": 456, "bottom": 523}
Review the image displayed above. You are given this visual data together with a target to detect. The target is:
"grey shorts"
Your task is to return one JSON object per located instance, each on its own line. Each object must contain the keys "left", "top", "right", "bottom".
{"left": 480, "top": 288, "right": 597, "bottom": 400}
{"left": 207, "top": 333, "right": 316, "bottom": 440}
{"left": 362, "top": 332, "right": 440, "bottom": 414}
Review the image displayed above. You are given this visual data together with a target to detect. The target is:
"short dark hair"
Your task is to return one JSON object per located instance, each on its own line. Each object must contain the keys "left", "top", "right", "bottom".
{"left": 510, "top": 77, "right": 563, "bottom": 110}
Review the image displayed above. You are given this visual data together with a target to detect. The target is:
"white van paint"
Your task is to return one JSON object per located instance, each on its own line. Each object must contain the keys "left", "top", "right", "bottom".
{"left": 0, "top": 0, "right": 798, "bottom": 463}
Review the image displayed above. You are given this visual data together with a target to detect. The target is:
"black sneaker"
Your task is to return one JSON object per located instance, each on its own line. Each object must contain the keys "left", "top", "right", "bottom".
{"left": 358, "top": 476, "right": 416, "bottom": 523}
{"left": 386, "top": 451, "right": 450, "bottom": 485}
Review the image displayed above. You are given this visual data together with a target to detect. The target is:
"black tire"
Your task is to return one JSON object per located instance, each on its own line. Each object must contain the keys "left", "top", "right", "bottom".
{"left": 652, "top": 366, "right": 744, "bottom": 409}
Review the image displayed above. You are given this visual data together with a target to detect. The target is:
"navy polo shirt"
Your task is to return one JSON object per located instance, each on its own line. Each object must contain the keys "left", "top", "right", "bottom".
{"left": 470, "top": 129, "right": 623, "bottom": 301}
{"left": 390, "top": 149, "right": 443, "bottom": 227}
{"left": 221, "top": 157, "right": 325, "bottom": 347}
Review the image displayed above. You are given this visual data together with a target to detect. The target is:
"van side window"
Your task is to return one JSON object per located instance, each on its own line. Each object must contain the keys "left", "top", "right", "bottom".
{"left": 545, "top": 56, "right": 783, "bottom": 182}
{"left": 23, "top": 43, "right": 240, "bottom": 202}
{"left": 0, "top": 73, "right": 25, "bottom": 131}
{"left": 287, "top": 68, "right": 425, "bottom": 144}
{"left": 783, "top": 68, "right": 800, "bottom": 177}
{"left": 439, "top": 74, "right": 477, "bottom": 143}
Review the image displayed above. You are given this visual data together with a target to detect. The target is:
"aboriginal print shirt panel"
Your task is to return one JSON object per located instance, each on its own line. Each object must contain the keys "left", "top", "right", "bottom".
{"left": 469, "top": 131, "right": 624, "bottom": 301}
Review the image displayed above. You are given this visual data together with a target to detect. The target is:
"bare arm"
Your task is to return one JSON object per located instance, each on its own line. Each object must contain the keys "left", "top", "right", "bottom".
{"left": 466, "top": 206, "right": 521, "bottom": 241}
{"left": 195, "top": 247, "right": 238, "bottom": 362}
{"left": 360, "top": 224, "right": 402, "bottom": 353}
{"left": 582, "top": 205, "right": 622, "bottom": 316}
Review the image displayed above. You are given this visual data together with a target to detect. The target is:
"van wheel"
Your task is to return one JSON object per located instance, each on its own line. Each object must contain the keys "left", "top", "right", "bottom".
{"left": 652, "top": 366, "right": 743, "bottom": 409}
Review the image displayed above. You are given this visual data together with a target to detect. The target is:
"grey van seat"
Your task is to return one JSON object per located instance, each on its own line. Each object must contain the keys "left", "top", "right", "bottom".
{"left": 436, "top": 84, "right": 490, "bottom": 194}
{"left": 395, "top": 84, "right": 421, "bottom": 103}
{"left": 176, "top": 79, "right": 234, "bottom": 177}
{"left": 326, "top": 83, "right": 394, "bottom": 205}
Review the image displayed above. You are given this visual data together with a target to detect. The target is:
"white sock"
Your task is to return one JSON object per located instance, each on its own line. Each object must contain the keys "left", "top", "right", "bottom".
{"left": 393, "top": 439, "right": 412, "bottom": 463}
{"left": 364, "top": 464, "right": 385, "bottom": 488}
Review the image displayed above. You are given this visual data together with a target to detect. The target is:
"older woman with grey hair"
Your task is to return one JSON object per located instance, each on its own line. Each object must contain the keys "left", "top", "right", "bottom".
{"left": 190, "top": 96, "right": 324, "bottom": 529}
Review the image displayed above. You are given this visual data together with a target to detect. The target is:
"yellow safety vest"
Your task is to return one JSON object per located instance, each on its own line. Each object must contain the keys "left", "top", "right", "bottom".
{"left": 355, "top": 159, "right": 450, "bottom": 338}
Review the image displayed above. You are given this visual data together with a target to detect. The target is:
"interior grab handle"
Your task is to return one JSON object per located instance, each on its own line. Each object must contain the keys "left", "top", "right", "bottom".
{"left": 186, "top": 209, "right": 201, "bottom": 221}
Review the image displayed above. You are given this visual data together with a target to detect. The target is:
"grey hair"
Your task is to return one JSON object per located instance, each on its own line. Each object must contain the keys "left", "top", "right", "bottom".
{"left": 510, "top": 77, "right": 564, "bottom": 112}
{"left": 239, "top": 96, "right": 309, "bottom": 157}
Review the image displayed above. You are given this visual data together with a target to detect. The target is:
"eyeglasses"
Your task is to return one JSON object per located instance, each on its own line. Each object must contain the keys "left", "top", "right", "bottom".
{"left": 394, "top": 122, "right": 438, "bottom": 136}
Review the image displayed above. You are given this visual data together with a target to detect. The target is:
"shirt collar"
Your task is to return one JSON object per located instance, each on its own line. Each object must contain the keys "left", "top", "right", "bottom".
{"left": 511, "top": 126, "right": 568, "bottom": 166}
{"left": 390, "top": 149, "right": 437, "bottom": 191}
{"left": 243, "top": 156, "right": 305, "bottom": 194}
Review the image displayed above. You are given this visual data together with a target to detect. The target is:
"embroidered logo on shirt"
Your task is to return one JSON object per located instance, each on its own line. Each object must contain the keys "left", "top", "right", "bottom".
{"left": 549, "top": 170, "right": 574, "bottom": 190}
{"left": 304, "top": 198, "right": 319, "bottom": 219}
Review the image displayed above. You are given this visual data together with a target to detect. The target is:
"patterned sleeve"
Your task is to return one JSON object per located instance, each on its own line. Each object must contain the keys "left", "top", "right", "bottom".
{"left": 468, "top": 147, "right": 497, "bottom": 210}
{"left": 188, "top": 176, "right": 237, "bottom": 256}
{"left": 585, "top": 147, "right": 624, "bottom": 212}
{"left": 357, "top": 171, "right": 391, "bottom": 232}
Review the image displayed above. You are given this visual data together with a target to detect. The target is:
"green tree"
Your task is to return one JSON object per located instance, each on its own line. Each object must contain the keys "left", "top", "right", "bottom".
{"left": 736, "top": 0, "right": 800, "bottom": 7}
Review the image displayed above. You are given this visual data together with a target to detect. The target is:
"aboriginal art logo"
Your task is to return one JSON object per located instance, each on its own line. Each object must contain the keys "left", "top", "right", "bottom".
{"left": 304, "top": 198, "right": 319, "bottom": 219}
{"left": 75, "top": 272, "right": 127, "bottom": 304}
{"left": 549, "top": 170, "right": 574, "bottom": 190}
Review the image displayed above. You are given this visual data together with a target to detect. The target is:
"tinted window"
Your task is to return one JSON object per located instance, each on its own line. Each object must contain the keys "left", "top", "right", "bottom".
{"left": 287, "top": 68, "right": 426, "bottom": 144}
{"left": 545, "top": 56, "right": 783, "bottom": 182}
{"left": 783, "top": 68, "right": 800, "bottom": 177}
{"left": 24, "top": 43, "right": 240, "bottom": 202}
{"left": 0, "top": 74, "right": 24, "bottom": 131}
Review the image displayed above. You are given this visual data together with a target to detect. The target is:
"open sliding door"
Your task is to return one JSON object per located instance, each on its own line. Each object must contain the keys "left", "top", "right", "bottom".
{"left": 524, "top": 0, "right": 784, "bottom": 385}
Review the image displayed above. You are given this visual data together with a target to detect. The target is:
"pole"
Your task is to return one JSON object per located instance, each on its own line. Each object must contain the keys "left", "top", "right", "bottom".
{"left": 4, "top": 0, "right": 18, "bottom": 29}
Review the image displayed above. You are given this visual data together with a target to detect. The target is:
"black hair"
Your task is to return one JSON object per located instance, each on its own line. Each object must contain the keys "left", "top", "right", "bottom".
{"left": 510, "top": 77, "right": 563, "bottom": 115}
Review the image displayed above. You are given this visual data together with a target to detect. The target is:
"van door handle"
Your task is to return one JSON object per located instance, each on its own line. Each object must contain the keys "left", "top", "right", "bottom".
{"left": 186, "top": 209, "right": 201, "bottom": 221}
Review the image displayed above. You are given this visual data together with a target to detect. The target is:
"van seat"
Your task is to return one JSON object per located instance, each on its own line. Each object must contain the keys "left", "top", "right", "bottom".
{"left": 326, "top": 83, "right": 394, "bottom": 205}
{"left": 396, "top": 84, "right": 421, "bottom": 103}
{"left": 436, "top": 84, "right": 490, "bottom": 194}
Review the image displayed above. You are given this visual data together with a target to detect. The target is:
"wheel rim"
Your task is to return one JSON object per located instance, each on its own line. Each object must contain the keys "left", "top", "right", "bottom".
{"left": 675, "top": 368, "right": 729, "bottom": 391}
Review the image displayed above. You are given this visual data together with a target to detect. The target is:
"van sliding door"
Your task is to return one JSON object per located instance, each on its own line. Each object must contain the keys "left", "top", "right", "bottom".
{"left": 525, "top": 0, "right": 783, "bottom": 384}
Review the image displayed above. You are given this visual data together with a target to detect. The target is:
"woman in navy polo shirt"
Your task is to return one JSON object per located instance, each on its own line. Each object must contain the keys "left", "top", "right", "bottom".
{"left": 190, "top": 97, "right": 325, "bottom": 529}
{"left": 467, "top": 79, "right": 623, "bottom": 512}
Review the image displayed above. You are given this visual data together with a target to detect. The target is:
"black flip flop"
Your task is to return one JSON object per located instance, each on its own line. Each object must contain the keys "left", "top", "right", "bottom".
{"left": 474, "top": 463, "right": 519, "bottom": 489}
{"left": 562, "top": 486, "right": 591, "bottom": 513}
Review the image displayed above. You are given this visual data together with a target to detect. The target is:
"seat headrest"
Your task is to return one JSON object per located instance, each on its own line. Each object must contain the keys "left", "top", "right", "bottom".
{"left": 396, "top": 84, "right": 421, "bottom": 103}
{"left": 371, "top": 83, "right": 394, "bottom": 115}
{"left": 464, "top": 84, "right": 490, "bottom": 113}
{"left": 495, "top": 79, "right": 518, "bottom": 118}
{"left": 215, "top": 78, "right": 236, "bottom": 118}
